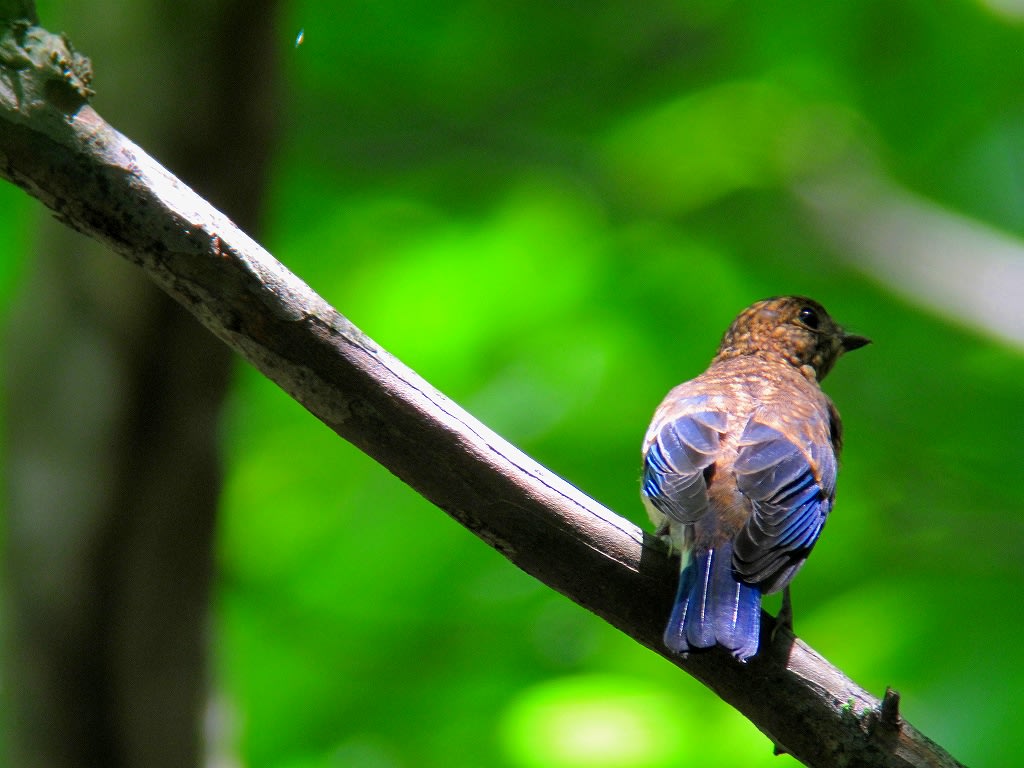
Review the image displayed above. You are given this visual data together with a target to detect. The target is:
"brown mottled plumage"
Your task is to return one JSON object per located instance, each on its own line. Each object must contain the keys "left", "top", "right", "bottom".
{"left": 641, "top": 296, "right": 868, "bottom": 660}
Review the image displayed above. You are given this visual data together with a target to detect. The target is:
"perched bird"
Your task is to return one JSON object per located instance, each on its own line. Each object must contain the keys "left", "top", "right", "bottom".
{"left": 641, "top": 296, "right": 868, "bottom": 661}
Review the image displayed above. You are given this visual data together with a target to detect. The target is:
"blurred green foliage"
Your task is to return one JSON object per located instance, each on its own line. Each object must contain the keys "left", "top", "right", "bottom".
{"left": 5, "top": 1, "right": 1024, "bottom": 767}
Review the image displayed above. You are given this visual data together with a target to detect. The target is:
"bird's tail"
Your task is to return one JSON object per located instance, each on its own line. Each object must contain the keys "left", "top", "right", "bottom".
{"left": 664, "top": 542, "right": 761, "bottom": 662}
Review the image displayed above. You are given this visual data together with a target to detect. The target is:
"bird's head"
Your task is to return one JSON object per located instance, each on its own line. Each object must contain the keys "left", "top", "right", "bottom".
{"left": 714, "top": 296, "right": 870, "bottom": 381}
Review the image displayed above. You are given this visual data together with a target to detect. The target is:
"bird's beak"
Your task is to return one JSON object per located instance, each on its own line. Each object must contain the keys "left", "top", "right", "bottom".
{"left": 841, "top": 333, "right": 871, "bottom": 352}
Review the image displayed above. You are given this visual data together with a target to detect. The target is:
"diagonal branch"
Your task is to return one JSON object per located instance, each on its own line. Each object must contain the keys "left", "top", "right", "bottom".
{"left": 0, "top": 18, "right": 963, "bottom": 768}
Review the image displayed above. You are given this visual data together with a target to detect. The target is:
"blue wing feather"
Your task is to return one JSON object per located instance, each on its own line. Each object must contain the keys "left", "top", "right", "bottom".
{"left": 732, "top": 419, "right": 835, "bottom": 593}
{"left": 642, "top": 406, "right": 726, "bottom": 524}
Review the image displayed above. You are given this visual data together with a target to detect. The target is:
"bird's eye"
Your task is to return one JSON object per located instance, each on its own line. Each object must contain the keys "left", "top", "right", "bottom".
{"left": 798, "top": 306, "right": 820, "bottom": 330}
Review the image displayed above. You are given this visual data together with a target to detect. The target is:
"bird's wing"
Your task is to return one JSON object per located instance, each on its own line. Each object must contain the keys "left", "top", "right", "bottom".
{"left": 642, "top": 396, "right": 728, "bottom": 524}
{"left": 731, "top": 417, "right": 837, "bottom": 593}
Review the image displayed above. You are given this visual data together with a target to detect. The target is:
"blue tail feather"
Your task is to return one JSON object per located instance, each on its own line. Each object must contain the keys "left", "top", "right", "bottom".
{"left": 663, "top": 543, "right": 761, "bottom": 662}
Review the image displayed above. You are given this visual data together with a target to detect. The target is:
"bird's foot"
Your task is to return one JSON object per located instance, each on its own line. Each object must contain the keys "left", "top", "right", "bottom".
{"left": 770, "top": 587, "right": 794, "bottom": 643}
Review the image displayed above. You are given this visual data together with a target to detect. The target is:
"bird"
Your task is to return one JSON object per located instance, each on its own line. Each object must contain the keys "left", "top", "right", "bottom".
{"left": 641, "top": 296, "right": 869, "bottom": 661}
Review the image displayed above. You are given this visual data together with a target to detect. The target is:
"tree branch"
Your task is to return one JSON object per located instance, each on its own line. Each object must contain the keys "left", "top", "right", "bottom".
{"left": 0, "top": 19, "right": 964, "bottom": 768}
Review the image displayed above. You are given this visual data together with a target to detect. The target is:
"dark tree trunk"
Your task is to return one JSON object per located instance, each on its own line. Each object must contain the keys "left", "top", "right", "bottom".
{"left": 3, "top": 2, "right": 278, "bottom": 765}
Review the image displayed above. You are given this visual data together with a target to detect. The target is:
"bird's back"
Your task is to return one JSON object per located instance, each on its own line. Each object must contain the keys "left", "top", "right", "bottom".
{"left": 645, "top": 355, "right": 838, "bottom": 541}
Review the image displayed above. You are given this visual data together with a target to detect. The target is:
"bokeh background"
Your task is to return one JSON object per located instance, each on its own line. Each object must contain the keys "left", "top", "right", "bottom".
{"left": 3, "top": 1, "right": 1024, "bottom": 767}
